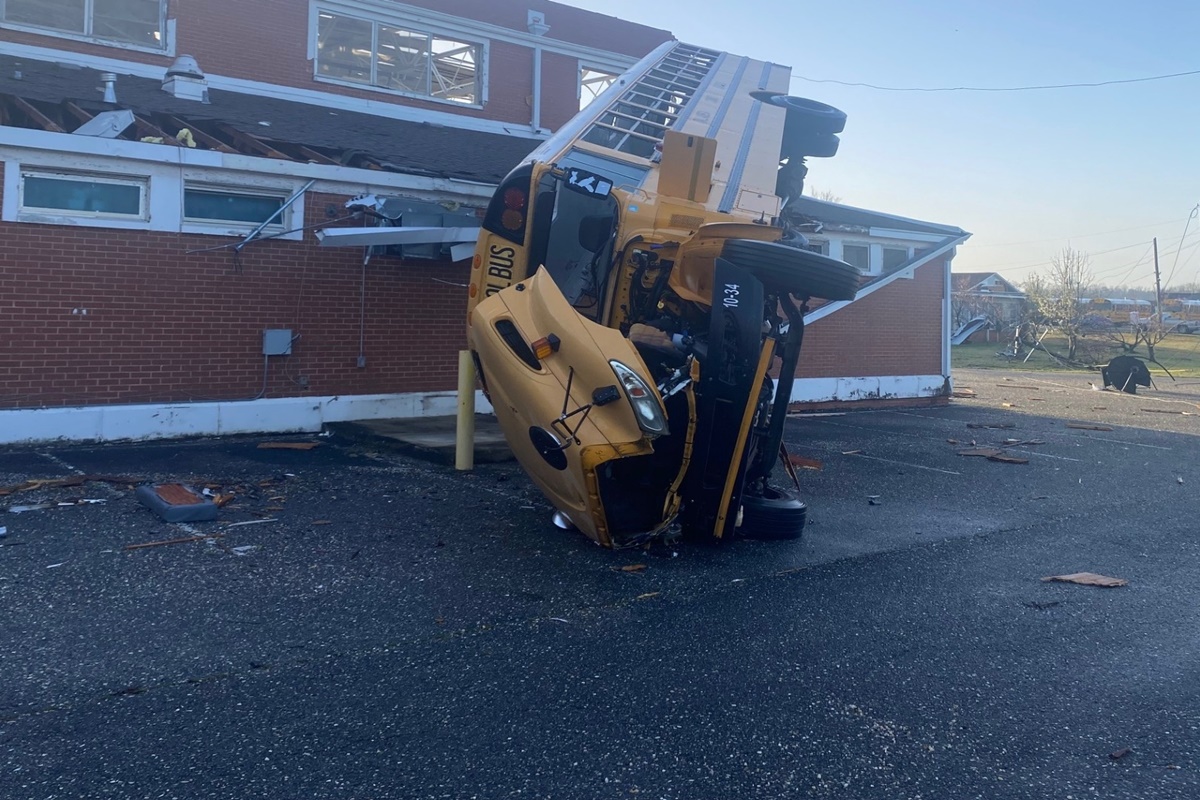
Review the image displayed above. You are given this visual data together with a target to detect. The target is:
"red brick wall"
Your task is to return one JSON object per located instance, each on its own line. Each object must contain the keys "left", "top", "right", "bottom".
{"left": 796, "top": 257, "right": 945, "bottom": 379}
{"left": 3, "top": 0, "right": 671, "bottom": 127}
{"left": 0, "top": 192, "right": 471, "bottom": 409}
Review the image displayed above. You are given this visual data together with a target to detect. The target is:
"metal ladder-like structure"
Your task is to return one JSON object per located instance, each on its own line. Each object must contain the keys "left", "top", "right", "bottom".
{"left": 580, "top": 43, "right": 722, "bottom": 160}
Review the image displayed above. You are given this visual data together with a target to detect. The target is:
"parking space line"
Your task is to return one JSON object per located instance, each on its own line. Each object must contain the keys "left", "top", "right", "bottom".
{"left": 845, "top": 453, "right": 962, "bottom": 475}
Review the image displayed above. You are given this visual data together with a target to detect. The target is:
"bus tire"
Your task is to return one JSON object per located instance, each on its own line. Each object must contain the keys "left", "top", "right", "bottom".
{"left": 782, "top": 130, "right": 840, "bottom": 158}
{"left": 721, "top": 238, "right": 860, "bottom": 300}
{"left": 738, "top": 487, "right": 807, "bottom": 541}
{"left": 750, "top": 92, "right": 847, "bottom": 134}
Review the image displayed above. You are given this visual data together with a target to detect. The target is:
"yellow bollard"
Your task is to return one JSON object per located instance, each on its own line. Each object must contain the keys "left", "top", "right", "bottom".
{"left": 455, "top": 350, "right": 476, "bottom": 470}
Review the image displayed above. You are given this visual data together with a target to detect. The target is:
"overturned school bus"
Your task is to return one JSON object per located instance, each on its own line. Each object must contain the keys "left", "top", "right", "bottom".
{"left": 466, "top": 41, "right": 860, "bottom": 548}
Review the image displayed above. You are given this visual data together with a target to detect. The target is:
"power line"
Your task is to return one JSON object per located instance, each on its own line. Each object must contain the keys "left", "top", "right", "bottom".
{"left": 790, "top": 68, "right": 1200, "bottom": 93}
{"left": 964, "top": 217, "right": 1191, "bottom": 248}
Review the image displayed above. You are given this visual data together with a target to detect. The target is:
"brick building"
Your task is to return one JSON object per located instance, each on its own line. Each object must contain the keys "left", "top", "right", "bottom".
{"left": 0, "top": 0, "right": 670, "bottom": 443}
{"left": 0, "top": 1, "right": 965, "bottom": 444}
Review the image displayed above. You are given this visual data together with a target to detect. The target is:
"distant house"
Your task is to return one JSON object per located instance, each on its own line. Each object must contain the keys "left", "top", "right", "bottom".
{"left": 951, "top": 272, "right": 1026, "bottom": 341}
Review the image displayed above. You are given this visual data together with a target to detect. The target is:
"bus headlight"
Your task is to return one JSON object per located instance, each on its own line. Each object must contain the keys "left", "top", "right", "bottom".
{"left": 609, "top": 360, "right": 669, "bottom": 437}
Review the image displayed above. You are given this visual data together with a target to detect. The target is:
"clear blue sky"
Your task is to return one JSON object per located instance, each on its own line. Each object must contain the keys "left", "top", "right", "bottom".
{"left": 564, "top": 0, "right": 1200, "bottom": 290}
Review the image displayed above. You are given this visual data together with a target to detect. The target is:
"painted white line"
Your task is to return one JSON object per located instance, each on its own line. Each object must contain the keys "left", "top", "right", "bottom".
{"left": 1013, "top": 449, "right": 1082, "bottom": 462}
{"left": 845, "top": 453, "right": 962, "bottom": 476}
{"left": 1077, "top": 435, "right": 1173, "bottom": 451}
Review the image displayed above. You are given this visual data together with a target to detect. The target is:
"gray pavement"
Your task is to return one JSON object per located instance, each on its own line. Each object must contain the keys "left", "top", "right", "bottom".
{"left": 1, "top": 368, "right": 1199, "bottom": 799}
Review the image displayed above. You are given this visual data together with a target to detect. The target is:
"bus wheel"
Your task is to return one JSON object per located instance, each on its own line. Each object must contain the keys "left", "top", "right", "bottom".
{"left": 750, "top": 92, "right": 847, "bottom": 135}
{"left": 721, "top": 238, "right": 860, "bottom": 300}
{"left": 738, "top": 487, "right": 807, "bottom": 541}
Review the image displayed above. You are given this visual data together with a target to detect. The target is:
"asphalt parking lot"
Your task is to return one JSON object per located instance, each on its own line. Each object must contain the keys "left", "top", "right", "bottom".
{"left": 2, "top": 367, "right": 1199, "bottom": 799}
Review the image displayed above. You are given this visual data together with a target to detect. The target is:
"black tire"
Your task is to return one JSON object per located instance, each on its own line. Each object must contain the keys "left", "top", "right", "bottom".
{"left": 750, "top": 92, "right": 847, "bottom": 135}
{"left": 721, "top": 238, "right": 860, "bottom": 300}
{"left": 781, "top": 128, "right": 840, "bottom": 158}
{"left": 738, "top": 486, "right": 807, "bottom": 540}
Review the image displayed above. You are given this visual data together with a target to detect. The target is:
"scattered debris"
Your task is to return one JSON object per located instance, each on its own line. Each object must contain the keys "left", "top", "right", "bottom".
{"left": 996, "top": 384, "right": 1042, "bottom": 390}
{"left": 958, "top": 448, "right": 1005, "bottom": 458}
{"left": 786, "top": 454, "right": 824, "bottom": 471}
{"left": 952, "top": 388, "right": 977, "bottom": 398}
{"left": 0, "top": 525, "right": 6, "bottom": 537}
{"left": 1032, "top": 495, "right": 1049, "bottom": 500}
{"left": 311, "top": 519, "right": 333, "bottom": 525}
{"left": 1001, "top": 402, "right": 1018, "bottom": 408}
{"left": 1067, "top": 423, "right": 1114, "bottom": 432}
{"left": 1140, "top": 408, "right": 1193, "bottom": 416}
{"left": 123, "top": 533, "right": 225, "bottom": 551}
{"left": 946, "top": 438, "right": 959, "bottom": 445}
{"left": 548, "top": 617, "right": 570, "bottom": 624}
{"left": 867, "top": 495, "right": 882, "bottom": 505}
{"left": 257, "top": 442, "right": 320, "bottom": 450}
{"left": 221, "top": 518, "right": 278, "bottom": 528}
{"left": 229, "top": 545, "right": 260, "bottom": 556}
{"left": 988, "top": 453, "right": 1029, "bottom": 464}
{"left": 1177, "top": 476, "right": 1185, "bottom": 485}
{"left": 967, "top": 422, "right": 1016, "bottom": 430}
{"left": 46, "top": 562, "right": 64, "bottom": 569}
{"left": 635, "top": 592, "right": 661, "bottom": 600}
{"left": 0, "top": 474, "right": 139, "bottom": 497}
{"left": 1109, "top": 748, "right": 1133, "bottom": 761}
{"left": 841, "top": 449, "right": 863, "bottom": 456}
{"left": 617, "top": 564, "right": 647, "bottom": 573}
{"left": 1002, "top": 439, "right": 1045, "bottom": 446}
{"left": 1041, "top": 572, "right": 1128, "bottom": 588}
{"left": 7, "top": 503, "right": 54, "bottom": 513}
{"left": 136, "top": 483, "right": 219, "bottom": 523}
{"left": 1092, "top": 406, "right": 1107, "bottom": 411}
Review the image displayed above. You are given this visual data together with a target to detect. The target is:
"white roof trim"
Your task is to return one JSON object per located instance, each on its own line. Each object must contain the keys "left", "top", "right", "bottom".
{"left": 805, "top": 234, "right": 970, "bottom": 325}
{"left": 797, "top": 195, "right": 966, "bottom": 236}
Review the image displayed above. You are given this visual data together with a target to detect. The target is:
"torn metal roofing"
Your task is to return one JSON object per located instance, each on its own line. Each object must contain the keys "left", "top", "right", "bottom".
{"left": 0, "top": 55, "right": 537, "bottom": 184}
{"left": 788, "top": 195, "right": 967, "bottom": 237}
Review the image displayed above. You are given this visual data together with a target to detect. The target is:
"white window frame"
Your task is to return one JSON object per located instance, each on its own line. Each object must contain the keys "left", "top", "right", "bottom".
{"left": 18, "top": 168, "right": 149, "bottom": 223}
{"left": 841, "top": 242, "right": 871, "bottom": 273}
{"left": 579, "top": 65, "right": 620, "bottom": 110}
{"left": 312, "top": 5, "right": 489, "bottom": 108}
{"left": 881, "top": 244, "right": 912, "bottom": 271}
{"left": 0, "top": 0, "right": 173, "bottom": 55}
{"left": 182, "top": 183, "right": 292, "bottom": 235}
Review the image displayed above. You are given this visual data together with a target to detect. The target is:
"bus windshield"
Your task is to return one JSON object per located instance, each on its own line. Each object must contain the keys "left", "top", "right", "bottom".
{"left": 528, "top": 171, "right": 618, "bottom": 320}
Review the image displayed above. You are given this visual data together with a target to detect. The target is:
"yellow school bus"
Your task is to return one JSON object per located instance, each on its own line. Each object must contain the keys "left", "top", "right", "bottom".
{"left": 466, "top": 41, "right": 859, "bottom": 548}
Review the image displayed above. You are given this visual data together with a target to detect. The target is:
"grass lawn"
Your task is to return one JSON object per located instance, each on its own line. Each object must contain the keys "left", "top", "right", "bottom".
{"left": 952, "top": 332, "right": 1200, "bottom": 377}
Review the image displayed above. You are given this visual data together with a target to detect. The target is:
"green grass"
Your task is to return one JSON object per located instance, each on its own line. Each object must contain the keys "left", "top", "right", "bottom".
{"left": 952, "top": 332, "right": 1200, "bottom": 376}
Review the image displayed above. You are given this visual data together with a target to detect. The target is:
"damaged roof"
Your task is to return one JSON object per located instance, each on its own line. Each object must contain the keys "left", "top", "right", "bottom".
{"left": 0, "top": 55, "right": 537, "bottom": 184}
{"left": 789, "top": 195, "right": 967, "bottom": 237}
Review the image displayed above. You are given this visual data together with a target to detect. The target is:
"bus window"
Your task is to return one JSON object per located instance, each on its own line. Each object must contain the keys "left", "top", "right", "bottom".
{"left": 528, "top": 172, "right": 618, "bottom": 319}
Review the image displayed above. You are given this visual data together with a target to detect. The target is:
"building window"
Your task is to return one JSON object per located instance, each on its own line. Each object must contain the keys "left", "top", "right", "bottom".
{"left": 842, "top": 243, "right": 870, "bottom": 271}
{"left": 316, "top": 10, "right": 482, "bottom": 104}
{"left": 2, "top": 0, "right": 166, "bottom": 49}
{"left": 580, "top": 66, "right": 619, "bottom": 110}
{"left": 802, "top": 238, "right": 828, "bottom": 256}
{"left": 882, "top": 246, "right": 910, "bottom": 270}
{"left": 20, "top": 170, "right": 147, "bottom": 219}
{"left": 184, "top": 186, "right": 286, "bottom": 227}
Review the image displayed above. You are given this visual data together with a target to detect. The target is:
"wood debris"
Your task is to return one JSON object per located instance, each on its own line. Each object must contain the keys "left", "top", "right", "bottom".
{"left": 257, "top": 442, "right": 320, "bottom": 450}
{"left": 786, "top": 454, "right": 824, "bottom": 471}
{"left": 967, "top": 422, "right": 1017, "bottom": 430}
{"left": 1140, "top": 408, "right": 1194, "bottom": 416}
{"left": 616, "top": 564, "right": 647, "bottom": 573}
{"left": 1066, "top": 423, "right": 1114, "bottom": 432}
{"left": 952, "top": 388, "right": 977, "bottom": 398}
{"left": 0, "top": 474, "right": 139, "bottom": 497}
{"left": 1041, "top": 572, "right": 1128, "bottom": 588}
{"left": 123, "top": 533, "right": 225, "bottom": 551}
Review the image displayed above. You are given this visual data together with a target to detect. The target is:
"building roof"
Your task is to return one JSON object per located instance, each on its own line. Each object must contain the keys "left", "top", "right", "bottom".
{"left": 0, "top": 55, "right": 537, "bottom": 184}
{"left": 952, "top": 272, "right": 1023, "bottom": 295}
{"left": 788, "top": 195, "right": 968, "bottom": 237}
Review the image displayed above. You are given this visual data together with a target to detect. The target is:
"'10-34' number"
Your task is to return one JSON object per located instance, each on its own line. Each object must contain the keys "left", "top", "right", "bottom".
{"left": 722, "top": 283, "right": 739, "bottom": 308}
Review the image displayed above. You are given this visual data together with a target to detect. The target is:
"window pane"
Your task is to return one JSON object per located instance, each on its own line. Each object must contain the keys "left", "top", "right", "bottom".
{"left": 92, "top": 0, "right": 162, "bottom": 46}
{"left": 185, "top": 189, "right": 284, "bottom": 224}
{"left": 24, "top": 175, "right": 142, "bottom": 216}
{"left": 5, "top": 0, "right": 86, "bottom": 32}
{"left": 317, "top": 13, "right": 373, "bottom": 84}
{"left": 842, "top": 244, "right": 869, "bottom": 270}
{"left": 430, "top": 37, "right": 478, "bottom": 103}
{"left": 882, "top": 247, "right": 909, "bottom": 270}
{"left": 377, "top": 26, "right": 430, "bottom": 94}
{"left": 580, "top": 68, "right": 618, "bottom": 110}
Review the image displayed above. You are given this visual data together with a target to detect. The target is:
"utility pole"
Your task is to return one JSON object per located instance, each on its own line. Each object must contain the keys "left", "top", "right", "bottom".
{"left": 1153, "top": 237, "right": 1163, "bottom": 320}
